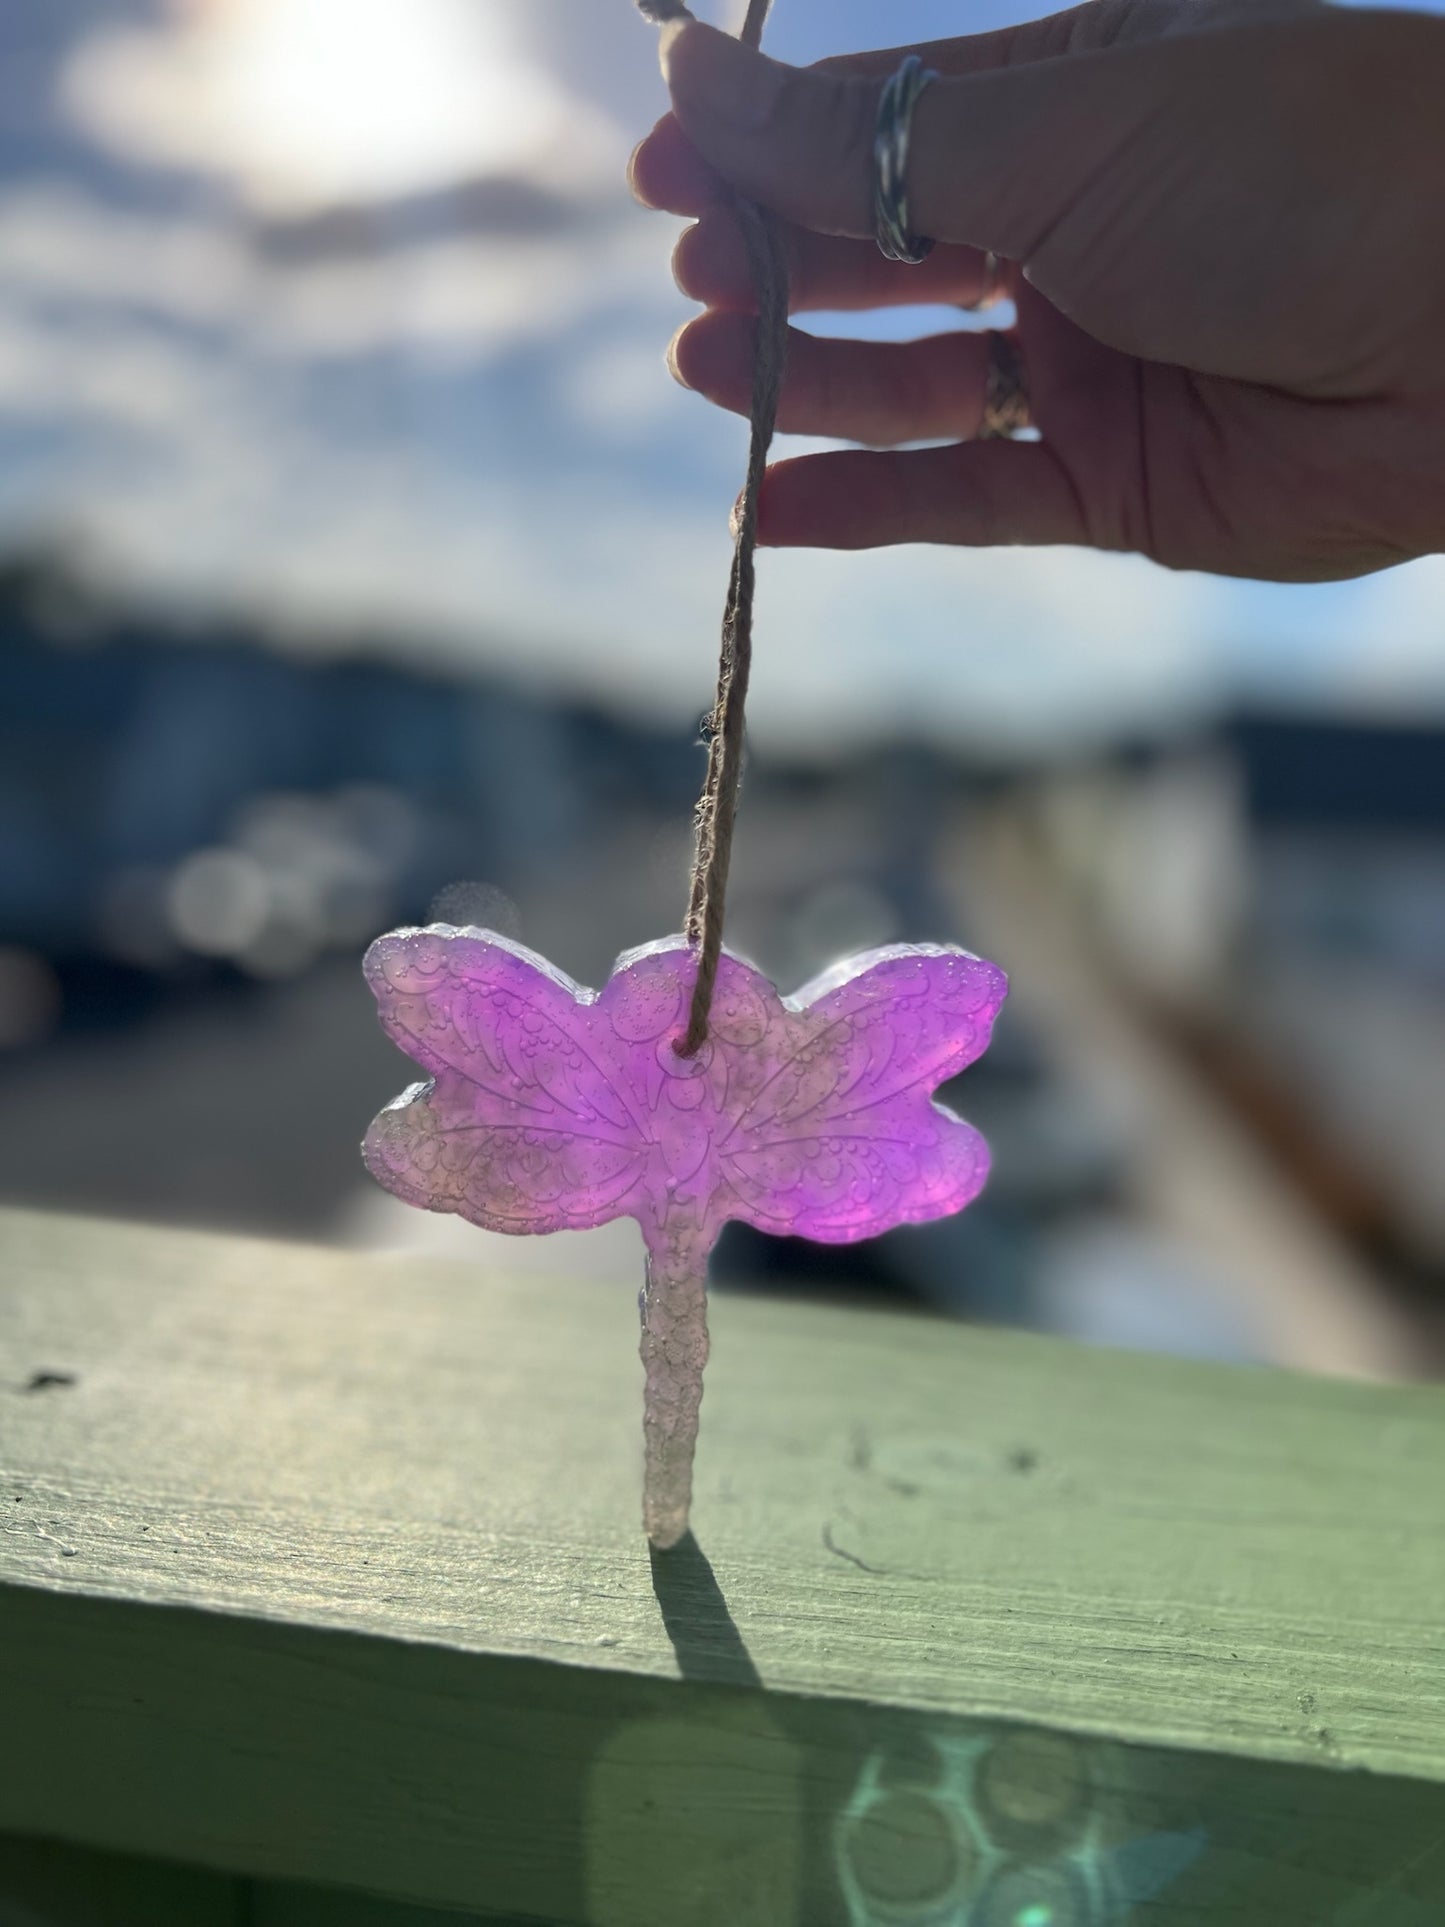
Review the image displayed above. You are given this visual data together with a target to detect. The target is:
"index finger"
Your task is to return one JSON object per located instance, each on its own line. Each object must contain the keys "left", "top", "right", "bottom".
{"left": 657, "top": 17, "right": 1212, "bottom": 259}
{"left": 629, "top": 4, "right": 1112, "bottom": 217}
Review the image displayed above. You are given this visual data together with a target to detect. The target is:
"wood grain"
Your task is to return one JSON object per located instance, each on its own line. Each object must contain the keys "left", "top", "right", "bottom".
{"left": 2, "top": 1205, "right": 1443, "bottom": 1922}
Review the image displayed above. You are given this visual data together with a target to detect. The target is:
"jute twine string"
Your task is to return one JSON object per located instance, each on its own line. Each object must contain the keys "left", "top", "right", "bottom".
{"left": 637, "top": 0, "right": 789, "bottom": 1056}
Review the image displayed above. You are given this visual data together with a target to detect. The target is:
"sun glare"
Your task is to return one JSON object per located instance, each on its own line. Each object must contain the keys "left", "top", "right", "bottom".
{"left": 65, "top": 0, "right": 590, "bottom": 211}
{"left": 218, "top": 0, "right": 562, "bottom": 204}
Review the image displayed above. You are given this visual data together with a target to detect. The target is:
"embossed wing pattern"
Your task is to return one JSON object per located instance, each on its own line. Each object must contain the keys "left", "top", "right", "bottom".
{"left": 363, "top": 926, "right": 1007, "bottom": 1251}
{"left": 363, "top": 923, "right": 1006, "bottom": 1548}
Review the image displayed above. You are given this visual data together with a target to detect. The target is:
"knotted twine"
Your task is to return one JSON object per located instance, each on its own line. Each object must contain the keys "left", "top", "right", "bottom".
{"left": 637, "top": 0, "right": 789, "bottom": 1056}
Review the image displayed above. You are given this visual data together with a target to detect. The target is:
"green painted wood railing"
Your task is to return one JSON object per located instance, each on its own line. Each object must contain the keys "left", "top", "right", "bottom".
{"left": 1, "top": 1206, "right": 1442, "bottom": 1924}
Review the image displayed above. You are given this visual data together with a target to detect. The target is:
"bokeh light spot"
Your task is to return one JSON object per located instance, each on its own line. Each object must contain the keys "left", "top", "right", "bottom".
{"left": 168, "top": 848, "right": 270, "bottom": 957}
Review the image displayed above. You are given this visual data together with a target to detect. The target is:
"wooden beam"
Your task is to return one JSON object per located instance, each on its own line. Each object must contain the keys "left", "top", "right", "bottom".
{"left": 0, "top": 1833, "right": 539, "bottom": 1925}
{"left": 951, "top": 809, "right": 1425, "bottom": 1379}
{"left": 2, "top": 1205, "right": 1443, "bottom": 1923}
{"left": 0, "top": 1835, "right": 241, "bottom": 1926}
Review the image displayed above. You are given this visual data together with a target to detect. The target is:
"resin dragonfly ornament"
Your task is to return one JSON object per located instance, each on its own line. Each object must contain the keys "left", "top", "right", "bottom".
{"left": 363, "top": 927, "right": 1006, "bottom": 1546}
{"left": 362, "top": 0, "right": 1007, "bottom": 1546}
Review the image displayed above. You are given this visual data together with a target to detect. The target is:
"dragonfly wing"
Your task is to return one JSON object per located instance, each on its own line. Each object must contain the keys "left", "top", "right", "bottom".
{"left": 720, "top": 945, "right": 1006, "bottom": 1244}
{"left": 363, "top": 925, "right": 648, "bottom": 1233}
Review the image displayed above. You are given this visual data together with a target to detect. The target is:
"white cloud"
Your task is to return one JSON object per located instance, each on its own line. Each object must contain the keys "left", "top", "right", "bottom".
{"left": 0, "top": 186, "right": 1225, "bottom": 758}
{"left": 5, "top": 320, "right": 1220, "bottom": 756}
{"left": 0, "top": 297, "right": 217, "bottom": 432}
{"left": 0, "top": 181, "right": 676, "bottom": 361}
{"left": 61, "top": 0, "right": 623, "bottom": 214}
{"left": 0, "top": 187, "right": 249, "bottom": 326}
{"left": 750, "top": 542, "right": 1220, "bottom": 755}
{"left": 1202, "top": 554, "right": 1445, "bottom": 715}
{"left": 13, "top": 0, "right": 1443, "bottom": 760}
{"left": 553, "top": 331, "right": 685, "bottom": 440}
{"left": 5, "top": 190, "right": 1439, "bottom": 757}
{"left": 1298, "top": 557, "right": 1445, "bottom": 709}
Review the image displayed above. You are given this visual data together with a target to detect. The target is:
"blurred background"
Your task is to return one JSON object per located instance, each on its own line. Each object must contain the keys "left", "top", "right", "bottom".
{"left": 2, "top": 0, "right": 1443, "bottom": 1379}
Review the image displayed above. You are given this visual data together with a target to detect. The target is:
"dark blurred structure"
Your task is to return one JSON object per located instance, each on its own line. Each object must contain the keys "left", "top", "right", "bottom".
{"left": 1030, "top": 713, "right": 1445, "bottom": 1348}
{"left": 1226, "top": 713, "right": 1445, "bottom": 1279}
{"left": 1, "top": 553, "right": 1438, "bottom": 1375}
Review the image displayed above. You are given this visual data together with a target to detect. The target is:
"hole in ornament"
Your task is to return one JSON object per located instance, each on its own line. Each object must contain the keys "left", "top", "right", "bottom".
{"left": 664, "top": 1033, "right": 711, "bottom": 1075}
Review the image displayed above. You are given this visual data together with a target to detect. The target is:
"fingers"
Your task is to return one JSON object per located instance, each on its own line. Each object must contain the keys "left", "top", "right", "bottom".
{"left": 657, "top": 17, "right": 1177, "bottom": 254}
{"left": 630, "top": 0, "right": 1132, "bottom": 216}
{"left": 628, "top": 112, "right": 725, "bottom": 215}
{"left": 657, "top": 22, "right": 877, "bottom": 238}
{"left": 671, "top": 310, "right": 998, "bottom": 445}
{"left": 673, "top": 209, "right": 1004, "bottom": 315}
{"left": 756, "top": 442, "right": 1089, "bottom": 550}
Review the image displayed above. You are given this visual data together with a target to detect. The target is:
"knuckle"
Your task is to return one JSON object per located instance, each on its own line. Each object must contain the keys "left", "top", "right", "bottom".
{"left": 778, "top": 70, "right": 876, "bottom": 233}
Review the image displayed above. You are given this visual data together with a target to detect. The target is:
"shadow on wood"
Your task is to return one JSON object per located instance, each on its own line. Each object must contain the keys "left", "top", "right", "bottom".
{"left": 649, "top": 1530, "right": 762, "bottom": 1689}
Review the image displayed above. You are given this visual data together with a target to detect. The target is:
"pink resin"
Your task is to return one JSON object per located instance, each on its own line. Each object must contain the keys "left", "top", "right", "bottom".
{"left": 363, "top": 927, "right": 1007, "bottom": 1545}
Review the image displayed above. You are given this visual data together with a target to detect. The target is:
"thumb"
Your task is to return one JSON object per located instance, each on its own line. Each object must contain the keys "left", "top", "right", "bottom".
{"left": 660, "top": 17, "right": 1194, "bottom": 257}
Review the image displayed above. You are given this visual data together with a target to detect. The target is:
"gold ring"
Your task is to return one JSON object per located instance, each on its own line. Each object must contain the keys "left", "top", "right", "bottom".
{"left": 979, "top": 330, "right": 1030, "bottom": 440}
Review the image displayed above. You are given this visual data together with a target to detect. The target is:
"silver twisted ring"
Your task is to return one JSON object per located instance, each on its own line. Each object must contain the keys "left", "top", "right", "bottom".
{"left": 873, "top": 54, "right": 938, "bottom": 264}
{"left": 979, "top": 331, "right": 1030, "bottom": 440}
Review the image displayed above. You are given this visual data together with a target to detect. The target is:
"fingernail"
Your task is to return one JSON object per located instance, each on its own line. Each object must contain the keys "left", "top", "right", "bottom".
{"left": 670, "top": 224, "right": 696, "bottom": 297}
{"left": 666, "top": 325, "right": 690, "bottom": 389}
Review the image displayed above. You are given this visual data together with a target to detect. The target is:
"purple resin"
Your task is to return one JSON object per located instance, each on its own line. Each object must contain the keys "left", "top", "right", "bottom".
{"left": 363, "top": 927, "right": 1007, "bottom": 1544}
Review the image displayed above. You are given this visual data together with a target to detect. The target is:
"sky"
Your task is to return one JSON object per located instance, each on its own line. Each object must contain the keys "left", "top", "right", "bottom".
{"left": 0, "top": 0, "right": 1442, "bottom": 757}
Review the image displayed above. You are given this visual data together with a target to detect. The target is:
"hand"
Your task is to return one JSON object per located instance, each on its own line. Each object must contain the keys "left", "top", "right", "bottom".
{"left": 629, "top": 1, "right": 1445, "bottom": 581}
